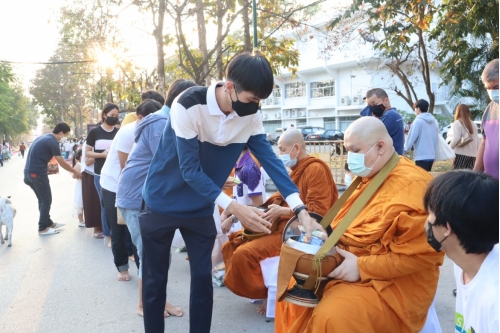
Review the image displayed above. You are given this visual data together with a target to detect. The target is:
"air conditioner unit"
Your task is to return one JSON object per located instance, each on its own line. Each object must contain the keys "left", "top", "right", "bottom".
{"left": 292, "top": 109, "right": 297, "bottom": 117}
{"left": 285, "top": 110, "right": 289, "bottom": 117}
{"left": 275, "top": 113, "right": 281, "bottom": 119}
{"left": 341, "top": 96, "right": 351, "bottom": 106}
{"left": 352, "top": 94, "right": 364, "bottom": 105}
{"left": 262, "top": 113, "right": 268, "bottom": 119}
{"left": 298, "top": 111, "right": 305, "bottom": 117}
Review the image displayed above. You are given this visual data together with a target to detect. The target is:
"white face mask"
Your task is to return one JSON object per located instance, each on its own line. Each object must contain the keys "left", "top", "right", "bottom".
{"left": 279, "top": 144, "right": 298, "bottom": 168}
{"left": 344, "top": 173, "right": 353, "bottom": 186}
{"left": 487, "top": 89, "right": 499, "bottom": 103}
{"left": 347, "top": 143, "right": 380, "bottom": 177}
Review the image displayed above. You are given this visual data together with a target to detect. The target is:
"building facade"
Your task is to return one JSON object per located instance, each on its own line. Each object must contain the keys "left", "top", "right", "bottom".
{"left": 261, "top": 28, "right": 452, "bottom": 134}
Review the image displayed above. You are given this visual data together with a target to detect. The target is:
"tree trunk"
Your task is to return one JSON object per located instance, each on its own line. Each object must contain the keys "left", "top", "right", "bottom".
{"left": 242, "top": 0, "right": 252, "bottom": 52}
{"left": 154, "top": 0, "right": 166, "bottom": 95}
{"left": 196, "top": 0, "right": 211, "bottom": 85}
{"left": 216, "top": 0, "right": 224, "bottom": 80}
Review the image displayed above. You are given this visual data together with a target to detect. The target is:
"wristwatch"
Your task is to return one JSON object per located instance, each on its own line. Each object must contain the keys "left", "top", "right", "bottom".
{"left": 232, "top": 215, "right": 239, "bottom": 224}
{"left": 293, "top": 205, "right": 308, "bottom": 218}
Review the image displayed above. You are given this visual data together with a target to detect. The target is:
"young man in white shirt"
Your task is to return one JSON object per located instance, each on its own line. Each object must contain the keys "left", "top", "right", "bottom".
{"left": 424, "top": 171, "right": 499, "bottom": 333}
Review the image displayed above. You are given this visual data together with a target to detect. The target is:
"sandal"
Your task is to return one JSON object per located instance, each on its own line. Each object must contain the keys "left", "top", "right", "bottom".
{"left": 39, "top": 228, "right": 60, "bottom": 236}
{"left": 93, "top": 232, "right": 104, "bottom": 239}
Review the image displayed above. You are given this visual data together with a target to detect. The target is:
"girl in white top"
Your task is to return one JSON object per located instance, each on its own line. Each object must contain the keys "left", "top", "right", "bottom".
{"left": 449, "top": 104, "right": 480, "bottom": 170}
{"left": 72, "top": 149, "right": 84, "bottom": 227}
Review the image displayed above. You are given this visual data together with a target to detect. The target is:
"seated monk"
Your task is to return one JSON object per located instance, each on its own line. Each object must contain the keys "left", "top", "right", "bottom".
{"left": 221, "top": 129, "right": 338, "bottom": 317}
{"left": 276, "top": 117, "right": 445, "bottom": 333}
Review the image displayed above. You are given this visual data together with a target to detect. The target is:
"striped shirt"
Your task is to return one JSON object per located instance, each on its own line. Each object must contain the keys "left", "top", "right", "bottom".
{"left": 142, "top": 82, "right": 302, "bottom": 217}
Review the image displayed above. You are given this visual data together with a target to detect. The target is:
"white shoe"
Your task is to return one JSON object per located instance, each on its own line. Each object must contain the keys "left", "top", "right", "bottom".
{"left": 78, "top": 222, "right": 85, "bottom": 228}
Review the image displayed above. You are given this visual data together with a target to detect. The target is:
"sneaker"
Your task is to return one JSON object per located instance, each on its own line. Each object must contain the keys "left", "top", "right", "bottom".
{"left": 78, "top": 222, "right": 85, "bottom": 227}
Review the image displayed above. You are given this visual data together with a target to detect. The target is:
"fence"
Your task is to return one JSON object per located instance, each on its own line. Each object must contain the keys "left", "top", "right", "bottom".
{"left": 306, "top": 140, "right": 347, "bottom": 185}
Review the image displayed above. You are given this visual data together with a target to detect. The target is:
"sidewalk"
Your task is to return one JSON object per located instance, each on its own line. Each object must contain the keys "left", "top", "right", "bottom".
{"left": 0, "top": 155, "right": 455, "bottom": 332}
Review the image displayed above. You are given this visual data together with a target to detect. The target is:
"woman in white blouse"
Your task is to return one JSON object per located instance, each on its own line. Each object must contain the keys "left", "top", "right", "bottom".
{"left": 449, "top": 104, "right": 480, "bottom": 170}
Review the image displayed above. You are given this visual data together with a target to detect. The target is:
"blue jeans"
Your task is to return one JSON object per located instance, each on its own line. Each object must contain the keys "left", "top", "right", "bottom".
{"left": 24, "top": 173, "right": 54, "bottom": 231}
{"left": 119, "top": 208, "right": 143, "bottom": 278}
{"left": 93, "top": 174, "right": 110, "bottom": 237}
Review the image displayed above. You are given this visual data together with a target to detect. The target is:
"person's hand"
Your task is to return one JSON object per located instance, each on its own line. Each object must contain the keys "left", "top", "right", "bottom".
{"left": 262, "top": 204, "right": 290, "bottom": 223}
{"left": 102, "top": 150, "right": 109, "bottom": 158}
{"left": 327, "top": 247, "right": 360, "bottom": 282}
{"left": 221, "top": 216, "right": 233, "bottom": 234}
{"left": 223, "top": 178, "right": 236, "bottom": 190}
{"left": 73, "top": 170, "right": 82, "bottom": 179}
{"left": 296, "top": 209, "right": 326, "bottom": 243}
{"left": 226, "top": 201, "right": 272, "bottom": 234}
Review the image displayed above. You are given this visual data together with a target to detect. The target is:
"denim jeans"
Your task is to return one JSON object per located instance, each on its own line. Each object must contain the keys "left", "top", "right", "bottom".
{"left": 24, "top": 173, "right": 54, "bottom": 231}
{"left": 101, "top": 188, "right": 133, "bottom": 272}
{"left": 119, "top": 208, "right": 143, "bottom": 277}
{"left": 93, "top": 174, "right": 110, "bottom": 237}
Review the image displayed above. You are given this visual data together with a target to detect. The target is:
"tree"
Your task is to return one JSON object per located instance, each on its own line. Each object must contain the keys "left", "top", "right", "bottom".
{"left": 430, "top": 0, "right": 499, "bottom": 117}
{"left": 0, "top": 62, "right": 36, "bottom": 140}
{"left": 328, "top": 0, "right": 438, "bottom": 113}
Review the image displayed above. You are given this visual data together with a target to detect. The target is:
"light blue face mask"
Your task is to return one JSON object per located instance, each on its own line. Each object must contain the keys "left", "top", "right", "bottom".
{"left": 347, "top": 144, "right": 380, "bottom": 177}
{"left": 487, "top": 89, "right": 499, "bottom": 103}
{"left": 279, "top": 144, "right": 298, "bottom": 168}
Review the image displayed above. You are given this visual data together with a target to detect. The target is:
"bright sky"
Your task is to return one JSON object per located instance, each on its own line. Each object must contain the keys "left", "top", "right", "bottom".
{"left": 0, "top": 0, "right": 163, "bottom": 91}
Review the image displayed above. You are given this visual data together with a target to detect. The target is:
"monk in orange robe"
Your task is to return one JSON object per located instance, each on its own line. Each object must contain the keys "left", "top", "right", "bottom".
{"left": 276, "top": 117, "right": 445, "bottom": 333}
{"left": 222, "top": 129, "right": 338, "bottom": 315}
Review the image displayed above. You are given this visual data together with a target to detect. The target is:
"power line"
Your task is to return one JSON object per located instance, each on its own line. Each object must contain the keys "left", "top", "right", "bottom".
{"left": 0, "top": 60, "right": 96, "bottom": 65}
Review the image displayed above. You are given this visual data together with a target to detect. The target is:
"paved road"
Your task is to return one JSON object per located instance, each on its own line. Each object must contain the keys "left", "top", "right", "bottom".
{"left": 0, "top": 155, "right": 455, "bottom": 332}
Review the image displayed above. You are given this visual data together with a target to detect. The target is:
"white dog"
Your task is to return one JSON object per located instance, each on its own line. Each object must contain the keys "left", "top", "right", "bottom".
{"left": 0, "top": 196, "right": 16, "bottom": 246}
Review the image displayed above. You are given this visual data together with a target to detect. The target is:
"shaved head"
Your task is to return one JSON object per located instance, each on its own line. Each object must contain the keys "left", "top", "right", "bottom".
{"left": 280, "top": 129, "right": 306, "bottom": 149}
{"left": 344, "top": 117, "right": 395, "bottom": 177}
{"left": 277, "top": 129, "right": 308, "bottom": 164}
{"left": 345, "top": 117, "right": 392, "bottom": 147}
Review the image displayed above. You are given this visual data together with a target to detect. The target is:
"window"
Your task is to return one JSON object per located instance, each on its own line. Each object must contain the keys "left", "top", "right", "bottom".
{"left": 263, "top": 120, "right": 281, "bottom": 134}
{"left": 296, "top": 119, "right": 307, "bottom": 126}
{"left": 311, "top": 80, "right": 335, "bottom": 98}
{"left": 324, "top": 117, "right": 336, "bottom": 130}
{"left": 273, "top": 85, "right": 282, "bottom": 98}
{"left": 262, "top": 85, "right": 282, "bottom": 105}
{"left": 339, "top": 116, "right": 359, "bottom": 131}
{"left": 285, "top": 82, "right": 306, "bottom": 98}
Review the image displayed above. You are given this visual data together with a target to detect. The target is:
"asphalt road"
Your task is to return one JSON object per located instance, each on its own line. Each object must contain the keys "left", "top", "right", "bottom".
{"left": 0, "top": 154, "right": 455, "bottom": 332}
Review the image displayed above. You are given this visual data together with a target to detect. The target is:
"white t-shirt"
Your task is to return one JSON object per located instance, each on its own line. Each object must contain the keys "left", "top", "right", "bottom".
{"left": 100, "top": 122, "right": 136, "bottom": 193}
{"left": 81, "top": 145, "right": 94, "bottom": 174}
{"left": 454, "top": 244, "right": 499, "bottom": 333}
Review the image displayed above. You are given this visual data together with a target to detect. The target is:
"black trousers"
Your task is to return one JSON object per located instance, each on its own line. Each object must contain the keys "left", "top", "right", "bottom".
{"left": 24, "top": 173, "right": 54, "bottom": 231}
{"left": 21, "top": 150, "right": 25, "bottom": 158}
{"left": 415, "top": 160, "right": 434, "bottom": 172}
{"left": 101, "top": 188, "right": 136, "bottom": 272}
{"left": 139, "top": 203, "right": 216, "bottom": 333}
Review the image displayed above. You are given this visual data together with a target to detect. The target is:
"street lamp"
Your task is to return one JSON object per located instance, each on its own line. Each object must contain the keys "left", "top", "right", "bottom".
{"left": 69, "top": 71, "right": 104, "bottom": 109}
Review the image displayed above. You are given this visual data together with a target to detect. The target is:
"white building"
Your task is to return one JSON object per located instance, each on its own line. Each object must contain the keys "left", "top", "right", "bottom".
{"left": 261, "top": 26, "right": 452, "bottom": 134}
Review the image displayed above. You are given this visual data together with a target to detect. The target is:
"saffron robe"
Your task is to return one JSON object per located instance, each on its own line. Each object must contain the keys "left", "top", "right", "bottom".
{"left": 275, "top": 157, "right": 445, "bottom": 333}
{"left": 222, "top": 156, "right": 338, "bottom": 299}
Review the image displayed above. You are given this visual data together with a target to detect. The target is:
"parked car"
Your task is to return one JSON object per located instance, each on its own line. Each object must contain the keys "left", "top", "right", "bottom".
{"left": 440, "top": 124, "right": 452, "bottom": 140}
{"left": 266, "top": 128, "right": 283, "bottom": 144}
{"left": 296, "top": 126, "right": 324, "bottom": 139}
{"left": 306, "top": 129, "right": 344, "bottom": 141}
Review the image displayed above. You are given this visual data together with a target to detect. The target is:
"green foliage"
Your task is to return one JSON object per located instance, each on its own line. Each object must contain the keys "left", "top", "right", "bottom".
{"left": 431, "top": 0, "right": 499, "bottom": 94}
{"left": 0, "top": 62, "right": 36, "bottom": 138}
{"left": 434, "top": 113, "right": 453, "bottom": 129}
{"left": 398, "top": 109, "right": 416, "bottom": 124}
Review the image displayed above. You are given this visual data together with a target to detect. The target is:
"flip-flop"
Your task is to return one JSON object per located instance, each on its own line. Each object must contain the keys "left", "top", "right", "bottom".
{"left": 39, "top": 228, "right": 60, "bottom": 236}
{"left": 51, "top": 223, "right": 65, "bottom": 229}
{"left": 93, "top": 232, "right": 104, "bottom": 239}
{"left": 78, "top": 222, "right": 86, "bottom": 228}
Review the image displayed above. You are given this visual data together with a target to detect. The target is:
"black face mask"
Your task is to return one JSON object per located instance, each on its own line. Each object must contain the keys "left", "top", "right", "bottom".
{"left": 230, "top": 90, "right": 260, "bottom": 117}
{"left": 105, "top": 116, "right": 119, "bottom": 126}
{"left": 426, "top": 221, "right": 448, "bottom": 252}
{"left": 370, "top": 104, "right": 386, "bottom": 118}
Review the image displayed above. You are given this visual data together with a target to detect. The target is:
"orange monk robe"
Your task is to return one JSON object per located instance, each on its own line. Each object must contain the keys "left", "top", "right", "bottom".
{"left": 275, "top": 157, "right": 445, "bottom": 333}
{"left": 222, "top": 156, "right": 338, "bottom": 299}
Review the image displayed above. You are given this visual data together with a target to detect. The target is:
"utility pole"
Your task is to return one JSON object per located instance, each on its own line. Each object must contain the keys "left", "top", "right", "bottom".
{"left": 252, "top": 0, "right": 260, "bottom": 54}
